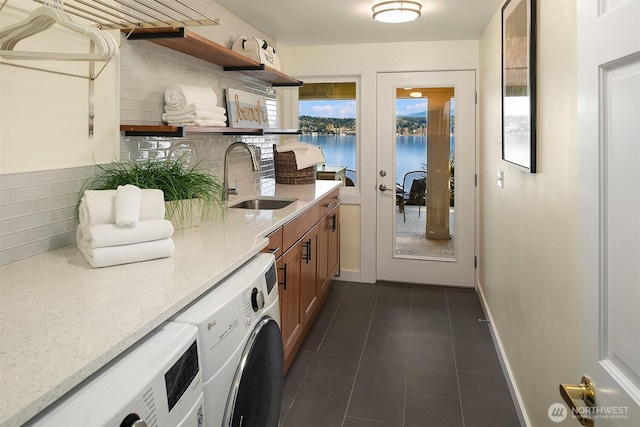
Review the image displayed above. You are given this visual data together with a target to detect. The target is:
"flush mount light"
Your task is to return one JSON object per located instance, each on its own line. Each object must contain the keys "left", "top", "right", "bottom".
{"left": 409, "top": 91, "right": 423, "bottom": 98}
{"left": 372, "top": 1, "right": 422, "bottom": 24}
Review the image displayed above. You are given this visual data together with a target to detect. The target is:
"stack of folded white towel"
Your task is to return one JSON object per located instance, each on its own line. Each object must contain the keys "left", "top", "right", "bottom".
{"left": 275, "top": 142, "right": 326, "bottom": 170}
{"left": 76, "top": 185, "right": 175, "bottom": 268}
{"left": 162, "top": 84, "right": 228, "bottom": 127}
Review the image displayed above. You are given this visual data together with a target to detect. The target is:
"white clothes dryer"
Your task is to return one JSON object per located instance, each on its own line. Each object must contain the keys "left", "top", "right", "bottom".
{"left": 26, "top": 322, "right": 204, "bottom": 427}
{"left": 172, "top": 253, "right": 283, "bottom": 427}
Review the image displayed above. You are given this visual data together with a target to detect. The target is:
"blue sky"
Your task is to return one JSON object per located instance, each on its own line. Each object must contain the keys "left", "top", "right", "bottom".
{"left": 299, "top": 99, "right": 428, "bottom": 118}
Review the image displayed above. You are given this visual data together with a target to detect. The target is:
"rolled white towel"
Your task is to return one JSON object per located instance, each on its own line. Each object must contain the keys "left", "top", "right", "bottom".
{"left": 77, "top": 237, "right": 175, "bottom": 268}
{"left": 164, "top": 103, "right": 226, "bottom": 115}
{"left": 161, "top": 111, "right": 227, "bottom": 124}
{"left": 77, "top": 219, "right": 174, "bottom": 249}
{"left": 79, "top": 189, "right": 165, "bottom": 226}
{"left": 115, "top": 184, "right": 141, "bottom": 226}
{"left": 276, "top": 142, "right": 326, "bottom": 170}
{"left": 164, "top": 85, "right": 217, "bottom": 111}
{"left": 165, "top": 120, "right": 228, "bottom": 127}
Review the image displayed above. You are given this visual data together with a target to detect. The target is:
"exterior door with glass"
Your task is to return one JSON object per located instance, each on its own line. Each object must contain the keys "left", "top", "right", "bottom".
{"left": 376, "top": 71, "right": 476, "bottom": 286}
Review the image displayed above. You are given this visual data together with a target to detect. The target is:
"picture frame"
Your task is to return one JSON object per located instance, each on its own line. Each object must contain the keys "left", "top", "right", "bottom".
{"left": 501, "top": 0, "right": 537, "bottom": 172}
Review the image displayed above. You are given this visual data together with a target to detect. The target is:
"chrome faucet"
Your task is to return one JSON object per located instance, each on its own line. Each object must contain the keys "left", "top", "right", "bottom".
{"left": 223, "top": 142, "right": 260, "bottom": 200}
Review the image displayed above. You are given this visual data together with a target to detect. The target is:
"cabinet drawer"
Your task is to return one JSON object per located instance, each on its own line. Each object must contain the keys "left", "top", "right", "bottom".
{"left": 283, "top": 204, "right": 320, "bottom": 252}
{"left": 319, "top": 188, "right": 341, "bottom": 218}
{"left": 262, "top": 227, "right": 284, "bottom": 259}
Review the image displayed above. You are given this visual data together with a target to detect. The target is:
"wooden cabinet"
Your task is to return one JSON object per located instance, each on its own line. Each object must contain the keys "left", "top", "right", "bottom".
{"left": 263, "top": 189, "right": 340, "bottom": 372}
{"left": 299, "top": 224, "right": 319, "bottom": 327}
{"left": 318, "top": 206, "right": 340, "bottom": 301}
{"left": 277, "top": 248, "right": 302, "bottom": 364}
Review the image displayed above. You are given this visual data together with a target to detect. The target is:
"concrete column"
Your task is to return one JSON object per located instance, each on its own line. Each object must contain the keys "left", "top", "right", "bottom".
{"left": 426, "top": 91, "right": 453, "bottom": 240}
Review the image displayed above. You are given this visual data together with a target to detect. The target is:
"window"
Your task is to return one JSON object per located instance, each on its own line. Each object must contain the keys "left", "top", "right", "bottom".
{"left": 299, "top": 82, "right": 357, "bottom": 186}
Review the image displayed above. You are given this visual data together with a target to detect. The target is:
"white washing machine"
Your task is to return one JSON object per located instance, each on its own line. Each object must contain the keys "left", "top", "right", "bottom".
{"left": 26, "top": 322, "right": 204, "bottom": 427}
{"left": 172, "top": 253, "right": 283, "bottom": 427}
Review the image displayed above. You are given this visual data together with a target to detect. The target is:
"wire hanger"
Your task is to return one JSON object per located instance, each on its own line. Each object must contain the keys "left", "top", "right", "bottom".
{"left": 0, "top": 0, "right": 116, "bottom": 61}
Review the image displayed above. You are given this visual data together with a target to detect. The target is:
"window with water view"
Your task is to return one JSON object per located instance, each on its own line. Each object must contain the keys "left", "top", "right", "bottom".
{"left": 298, "top": 82, "right": 357, "bottom": 185}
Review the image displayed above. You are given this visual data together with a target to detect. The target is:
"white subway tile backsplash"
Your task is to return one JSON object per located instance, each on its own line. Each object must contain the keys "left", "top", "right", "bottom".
{"left": 0, "top": 201, "right": 32, "bottom": 220}
{"left": 12, "top": 185, "right": 51, "bottom": 203}
{"left": 0, "top": 172, "right": 32, "bottom": 189}
{"left": 0, "top": 4, "right": 282, "bottom": 266}
{"left": 0, "top": 230, "right": 31, "bottom": 251}
{"left": 32, "top": 170, "right": 67, "bottom": 185}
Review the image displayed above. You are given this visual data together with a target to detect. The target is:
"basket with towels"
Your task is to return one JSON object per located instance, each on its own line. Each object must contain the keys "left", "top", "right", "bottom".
{"left": 273, "top": 142, "right": 326, "bottom": 185}
{"left": 162, "top": 84, "right": 228, "bottom": 127}
{"left": 76, "top": 185, "right": 175, "bottom": 268}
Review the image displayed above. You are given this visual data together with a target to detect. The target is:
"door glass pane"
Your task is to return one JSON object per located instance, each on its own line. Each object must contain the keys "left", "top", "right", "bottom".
{"left": 394, "top": 87, "right": 455, "bottom": 259}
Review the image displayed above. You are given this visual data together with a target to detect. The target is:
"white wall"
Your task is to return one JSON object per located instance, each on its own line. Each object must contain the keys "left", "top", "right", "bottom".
{"left": 0, "top": 1, "right": 119, "bottom": 173}
{"left": 478, "top": 1, "right": 579, "bottom": 425}
{"left": 280, "top": 40, "right": 480, "bottom": 282}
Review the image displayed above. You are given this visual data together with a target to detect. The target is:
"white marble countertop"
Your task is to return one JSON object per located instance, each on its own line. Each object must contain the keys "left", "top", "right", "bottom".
{"left": 0, "top": 180, "right": 341, "bottom": 427}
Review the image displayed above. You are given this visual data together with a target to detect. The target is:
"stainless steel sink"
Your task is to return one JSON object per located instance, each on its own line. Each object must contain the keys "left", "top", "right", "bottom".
{"left": 229, "top": 197, "right": 298, "bottom": 210}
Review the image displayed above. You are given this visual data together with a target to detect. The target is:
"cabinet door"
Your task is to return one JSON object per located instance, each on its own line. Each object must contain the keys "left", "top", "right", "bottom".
{"left": 299, "top": 224, "right": 319, "bottom": 327}
{"left": 318, "top": 206, "right": 340, "bottom": 300}
{"left": 328, "top": 207, "right": 340, "bottom": 278}
{"left": 278, "top": 250, "right": 302, "bottom": 367}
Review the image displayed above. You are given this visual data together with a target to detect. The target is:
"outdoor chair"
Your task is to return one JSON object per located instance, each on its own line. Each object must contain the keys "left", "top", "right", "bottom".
{"left": 396, "top": 170, "right": 426, "bottom": 222}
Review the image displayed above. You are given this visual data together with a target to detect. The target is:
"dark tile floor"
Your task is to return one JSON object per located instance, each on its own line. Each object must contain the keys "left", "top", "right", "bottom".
{"left": 279, "top": 281, "right": 521, "bottom": 427}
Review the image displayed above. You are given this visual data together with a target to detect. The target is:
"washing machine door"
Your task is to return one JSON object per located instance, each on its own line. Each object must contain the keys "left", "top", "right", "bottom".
{"left": 225, "top": 316, "right": 284, "bottom": 427}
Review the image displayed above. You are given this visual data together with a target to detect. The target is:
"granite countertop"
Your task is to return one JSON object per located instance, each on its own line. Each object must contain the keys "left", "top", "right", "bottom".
{"left": 0, "top": 180, "right": 341, "bottom": 427}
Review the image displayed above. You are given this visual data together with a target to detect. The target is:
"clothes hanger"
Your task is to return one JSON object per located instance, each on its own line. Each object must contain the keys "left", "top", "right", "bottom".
{"left": 0, "top": 2, "right": 116, "bottom": 61}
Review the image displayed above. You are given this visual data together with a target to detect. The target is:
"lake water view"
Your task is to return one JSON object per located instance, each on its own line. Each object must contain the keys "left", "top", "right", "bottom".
{"left": 300, "top": 134, "right": 428, "bottom": 184}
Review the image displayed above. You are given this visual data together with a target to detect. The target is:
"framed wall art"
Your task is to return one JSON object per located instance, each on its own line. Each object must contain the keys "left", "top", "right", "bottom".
{"left": 501, "top": 0, "right": 537, "bottom": 172}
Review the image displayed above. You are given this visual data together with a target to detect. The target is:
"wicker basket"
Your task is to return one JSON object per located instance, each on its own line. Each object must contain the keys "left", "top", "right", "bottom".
{"left": 273, "top": 144, "right": 317, "bottom": 184}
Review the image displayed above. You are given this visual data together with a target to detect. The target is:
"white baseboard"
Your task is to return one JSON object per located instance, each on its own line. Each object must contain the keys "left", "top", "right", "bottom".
{"left": 476, "top": 281, "right": 531, "bottom": 427}
{"left": 333, "top": 269, "right": 361, "bottom": 283}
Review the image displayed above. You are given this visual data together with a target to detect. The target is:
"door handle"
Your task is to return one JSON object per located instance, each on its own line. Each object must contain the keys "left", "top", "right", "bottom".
{"left": 559, "top": 376, "right": 596, "bottom": 427}
{"left": 278, "top": 264, "right": 287, "bottom": 290}
{"left": 379, "top": 184, "right": 388, "bottom": 192}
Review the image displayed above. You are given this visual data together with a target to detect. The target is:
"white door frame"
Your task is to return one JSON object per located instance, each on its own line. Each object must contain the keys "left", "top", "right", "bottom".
{"left": 358, "top": 60, "right": 480, "bottom": 285}
{"left": 375, "top": 70, "right": 477, "bottom": 287}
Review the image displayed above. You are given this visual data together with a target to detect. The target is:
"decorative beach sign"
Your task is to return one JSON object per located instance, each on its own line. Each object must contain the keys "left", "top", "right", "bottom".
{"left": 226, "top": 88, "right": 269, "bottom": 129}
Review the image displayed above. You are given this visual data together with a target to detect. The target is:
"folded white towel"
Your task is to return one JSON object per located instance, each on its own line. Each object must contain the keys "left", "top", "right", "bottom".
{"left": 77, "top": 237, "right": 175, "bottom": 268}
{"left": 115, "top": 184, "right": 141, "bottom": 226}
{"left": 275, "top": 142, "right": 312, "bottom": 153}
{"left": 276, "top": 142, "right": 326, "bottom": 170}
{"left": 79, "top": 189, "right": 165, "bottom": 226}
{"left": 164, "top": 85, "right": 217, "bottom": 111}
{"left": 162, "top": 111, "right": 227, "bottom": 124}
{"left": 77, "top": 219, "right": 175, "bottom": 249}
{"left": 165, "top": 120, "right": 228, "bottom": 127}
{"left": 164, "top": 103, "right": 226, "bottom": 115}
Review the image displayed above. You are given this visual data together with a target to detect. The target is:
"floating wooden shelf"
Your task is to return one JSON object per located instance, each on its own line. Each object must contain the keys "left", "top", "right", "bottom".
{"left": 120, "top": 125, "right": 301, "bottom": 137}
{"left": 126, "top": 28, "right": 303, "bottom": 87}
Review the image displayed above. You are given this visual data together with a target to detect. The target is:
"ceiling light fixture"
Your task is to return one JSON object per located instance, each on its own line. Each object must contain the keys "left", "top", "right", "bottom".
{"left": 372, "top": 1, "right": 422, "bottom": 24}
{"left": 409, "top": 91, "right": 423, "bottom": 98}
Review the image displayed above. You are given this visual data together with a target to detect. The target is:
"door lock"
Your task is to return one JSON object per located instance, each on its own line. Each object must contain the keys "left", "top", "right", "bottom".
{"left": 559, "top": 376, "right": 596, "bottom": 426}
{"left": 379, "top": 170, "right": 387, "bottom": 177}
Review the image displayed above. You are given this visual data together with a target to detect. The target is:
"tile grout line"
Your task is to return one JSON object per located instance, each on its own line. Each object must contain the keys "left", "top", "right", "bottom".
{"left": 446, "top": 288, "right": 467, "bottom": 427}
{"left": 340, "top": 282, "right": 381, "bottom": 427}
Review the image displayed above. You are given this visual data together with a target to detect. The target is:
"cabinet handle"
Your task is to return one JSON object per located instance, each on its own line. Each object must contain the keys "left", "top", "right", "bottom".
{"left": 331, "top": 214, "right": 337, "bottom": 232}
{"left": 278, "top": 264, "right": 287, "bottom": 290}
{"left": 268, "top": 247, "right": 280, "bottom": 255}
{"left": 322, "top": 203, "right": 332, "bottom": 208}
{"left": 304, "top": 239, "right": 312, "bottom": 263}
{"left": 334, "top": 195, "right": 341, "bottom": 200}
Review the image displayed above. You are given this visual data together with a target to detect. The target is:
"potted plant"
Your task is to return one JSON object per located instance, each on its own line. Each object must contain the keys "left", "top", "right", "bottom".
{"left": 79, "top": 157, "right": 225, "bottom": 229}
